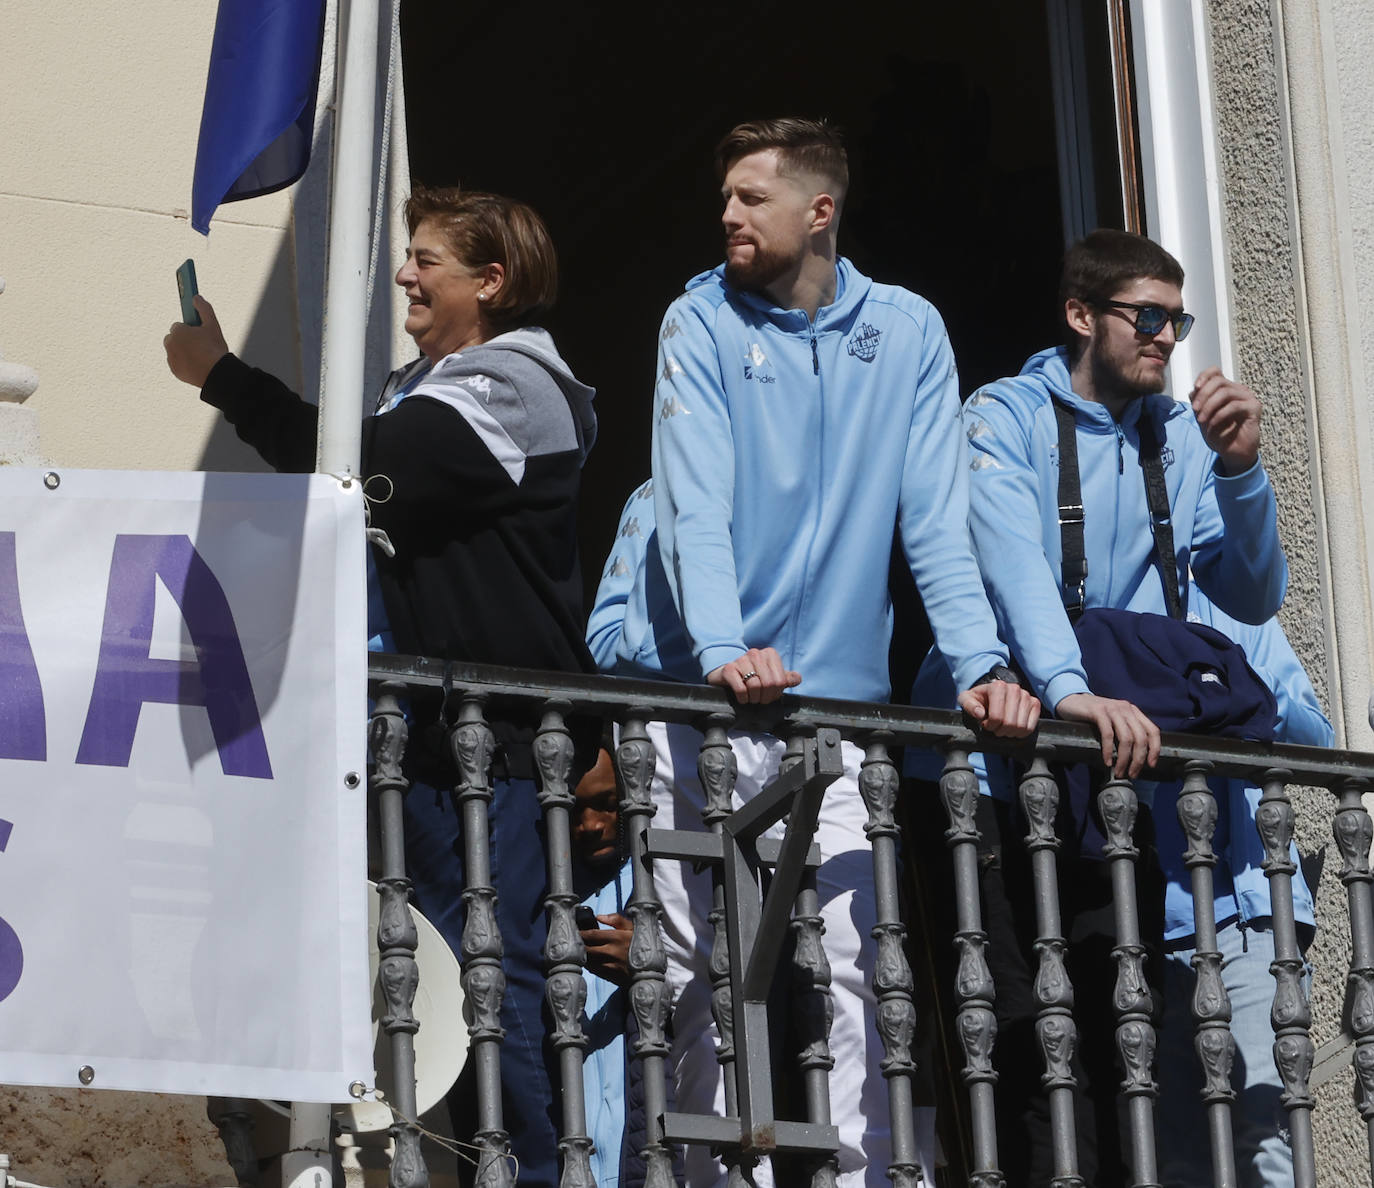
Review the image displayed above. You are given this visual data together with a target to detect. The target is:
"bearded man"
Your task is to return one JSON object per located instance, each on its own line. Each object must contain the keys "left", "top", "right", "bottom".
{"left": 915, "top": 228, "right": 1289, "bottom": 1185}
{"left": 607, "top": 117, "right": 1041, "bottom": 1187}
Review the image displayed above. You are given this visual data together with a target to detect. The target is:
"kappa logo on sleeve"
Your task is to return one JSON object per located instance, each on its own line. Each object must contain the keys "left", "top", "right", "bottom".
{"left": 618, "top": 516, "right": 644, "bottom": 540}
{"left": 605, "top": 556, "right": 631, "bottom": 579}
{"left": 661, "top": 356, "right": 684, "bottom": 383}
{"left": 845, "top": 323, "right": 881, "bottom": 363}
{"left": 659, "top": 394, "right": 690, "bottom": 420}
{"left": 662, "top": 318, "right": 681, "bottom": 340}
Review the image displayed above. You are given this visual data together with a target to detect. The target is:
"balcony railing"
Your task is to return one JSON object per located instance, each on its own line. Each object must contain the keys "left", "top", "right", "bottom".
{"left": 335, "top": 654, "right": 1374, "bottom": 1188}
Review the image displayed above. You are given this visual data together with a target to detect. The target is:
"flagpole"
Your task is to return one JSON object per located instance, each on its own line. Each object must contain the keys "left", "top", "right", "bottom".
{"left": 285, "top": 0, "right": 383, "bottom": 1178}
{"left": 314, "top": 0, "right": 383, "bottom": 477}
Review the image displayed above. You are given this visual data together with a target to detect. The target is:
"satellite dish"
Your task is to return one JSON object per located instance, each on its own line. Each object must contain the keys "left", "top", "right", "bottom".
{"left": 367, "top": 880, "right": 467, "bottom": 1116}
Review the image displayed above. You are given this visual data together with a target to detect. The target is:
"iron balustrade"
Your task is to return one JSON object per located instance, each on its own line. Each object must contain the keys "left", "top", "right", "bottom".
{"left": 363, "top": 654, "right": 1374, "bottom": 1188}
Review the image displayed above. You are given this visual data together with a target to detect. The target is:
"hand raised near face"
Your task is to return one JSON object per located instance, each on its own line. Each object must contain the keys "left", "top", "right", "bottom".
{"left": 1189, "top": 367, "right": 1261, "bottom": 475}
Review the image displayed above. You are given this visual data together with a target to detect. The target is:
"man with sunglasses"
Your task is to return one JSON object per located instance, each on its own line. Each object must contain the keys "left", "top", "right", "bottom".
{"left": 913, "top": 229, "right": 1288, "bottom": 1185}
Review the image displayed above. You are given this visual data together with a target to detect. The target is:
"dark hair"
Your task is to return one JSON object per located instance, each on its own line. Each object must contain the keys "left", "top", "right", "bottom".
{"left": 403, "top": 186, "right": 558, "bottom": 327}
{"left": 714, "top": 118, "right": 849, "bottom": 204}
{"left": 1059, "top": 229, "right": 1185, "bottom": 357}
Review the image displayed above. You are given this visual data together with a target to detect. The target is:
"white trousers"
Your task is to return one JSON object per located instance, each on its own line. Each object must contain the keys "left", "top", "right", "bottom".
{"left": 647, "top": 722, "right": 934, "bottom": 1187}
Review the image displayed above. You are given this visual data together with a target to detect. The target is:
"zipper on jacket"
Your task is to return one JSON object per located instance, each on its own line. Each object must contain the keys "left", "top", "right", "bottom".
{"left": 1115, "top": 423, "right": 1125, "bottom": 474}
{"left": 810, "top": 333, "right": 819, "bottom": 375}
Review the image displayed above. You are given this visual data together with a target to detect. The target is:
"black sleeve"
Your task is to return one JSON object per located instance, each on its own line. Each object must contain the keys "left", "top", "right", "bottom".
{"left": 200, "top": 353, "right": 319, "bottom": 473}
{"left": 360, "top": 394, "right": 529, "bottom": 537}
{"left": 202, "top": 355, "right": 531, "bottom": 529}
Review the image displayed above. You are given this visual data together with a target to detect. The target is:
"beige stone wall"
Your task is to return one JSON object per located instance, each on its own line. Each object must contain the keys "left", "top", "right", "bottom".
{"left": 1208, "top": 0, "right": 1374, "bottom": 1182}
{"left": 0, "top": 0, "right": 409, "bottom": 1181}
{"left": 0, "top": 1, "right": 303, "bottom": 474}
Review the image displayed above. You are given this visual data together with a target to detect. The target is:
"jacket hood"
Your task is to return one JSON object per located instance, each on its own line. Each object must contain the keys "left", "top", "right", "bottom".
{"left": 1018, "top": 345, "right": 1184, "bottom": 429}
{"left": 483, "top": 326, "right": 598, "bottom": 459}
{"left": 685, "top": 257, "right": 874, "bottom": 330}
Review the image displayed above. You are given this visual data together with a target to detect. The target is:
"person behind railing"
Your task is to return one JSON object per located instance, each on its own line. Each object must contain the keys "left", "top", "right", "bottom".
{"left": 592, "top": 115, "right": 1040, "bottom": 1188}
{"left": 911, "top": 229, "right": 1288, "bottom": 1185}
{"left": 1150, "top": 583, "right": 1327, "bottom": 1187}
{"left": 571, "top": 742, "right": 635, "bottom": 1187}
{"left": 571, "top": 738, "right": 685, "bottom": 1188}
{"left": 164, "top": 187, "right": 598, "bottom": 1187}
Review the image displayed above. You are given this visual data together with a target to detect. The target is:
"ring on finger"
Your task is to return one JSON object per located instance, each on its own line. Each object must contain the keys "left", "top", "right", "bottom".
{"left": 741, "top": 671, "right": 758, "bottom": 681}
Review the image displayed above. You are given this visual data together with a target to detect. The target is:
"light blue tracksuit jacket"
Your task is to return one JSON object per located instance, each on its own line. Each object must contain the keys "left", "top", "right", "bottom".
{"left": 641, "top": 258, "right": 1008, "bottom": 702}
{"left": 587, "top": 478, "right": 694, "bottom": 680}
{"left": 911, "top": 345, "right": 1288, "bottom": 790}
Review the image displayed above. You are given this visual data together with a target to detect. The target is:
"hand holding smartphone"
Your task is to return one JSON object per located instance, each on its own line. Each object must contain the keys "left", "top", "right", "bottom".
{"left": 176, "top": 259, "right": 201, "bottom": 326}
{"left": 574, "top": 905, "right": 599, "bottom": 930}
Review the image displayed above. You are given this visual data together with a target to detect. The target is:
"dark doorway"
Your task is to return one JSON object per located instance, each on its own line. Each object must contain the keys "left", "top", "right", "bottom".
{"left": 398, "top": 0, "right": 1127, "bottom": 614}
{"left": 400, "top": 8, "right": 1130, "bottom": 1180}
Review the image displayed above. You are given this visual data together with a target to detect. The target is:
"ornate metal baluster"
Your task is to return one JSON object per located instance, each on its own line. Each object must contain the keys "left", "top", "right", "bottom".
{"left": 1332, "top": 776, "right": 1374, "bottom": 1169}
{"left": 858, "top": 734, "right": 921, "bottom": 1187}
{"left": 208, "top": 1098, "right": 259, "bottom": 1187}
{"left": 1177, "top": 760, "right": 1236, "bottom": 1188}
{"left": 938, "top": 747, "right": 1002, "bottom": 1187}
{"left": 697, "top": 713, "right": 755, "bottom": 1187}
{"left": 448, "top": 694, "right": 512, "bottom": 1188}
{"left": 779, "top": 729, "right": 838, "bottom": 1188}
{"left": 1018, "top": 755, "right": 1082, "bottom": 1187}
{"left": 617, "top": 713, "right": 676, "bottom": 1185}
{"left": 368, "top": 684, "right": 428, "bottom": 1188}
{"left": 534, "top": 701, "right": 593, "bottom": 1187}
{"left": 1255, "top": 769, "right": 1316, "bottom": 1188}
{"left": 1096, "top": 776, "right": 1158, "bottom": 1188}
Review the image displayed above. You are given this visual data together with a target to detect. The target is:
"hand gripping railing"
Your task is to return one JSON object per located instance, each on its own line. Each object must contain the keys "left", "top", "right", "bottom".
{"left": 360, "top": 655, "right": 1374, "bottom": 1188}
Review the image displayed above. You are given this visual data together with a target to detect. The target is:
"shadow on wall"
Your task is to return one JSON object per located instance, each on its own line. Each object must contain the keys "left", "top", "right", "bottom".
{"left": 186, "top": 84, "right": 406, "bottom": 757}
{"left": 195, "top": 94, "right": 408, "bottom": 474}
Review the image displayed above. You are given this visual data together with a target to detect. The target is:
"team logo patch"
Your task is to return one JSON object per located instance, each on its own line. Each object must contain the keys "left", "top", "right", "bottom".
{"left": 1160, "top": 446, "right": 1175, "bottom": 468}
{"left": 846, "top": 323, "right": 881, "bottom": 363}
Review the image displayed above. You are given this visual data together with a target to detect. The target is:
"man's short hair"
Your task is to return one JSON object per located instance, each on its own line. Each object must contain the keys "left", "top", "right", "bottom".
{"left": 714, "top": 118, "right": 849, "bottom": 204}
{"left": 1059, "top": 229, "right": 1185, "bottom": 355}
{"left": 404, "top": 185, "right": 558, "bottom": 328}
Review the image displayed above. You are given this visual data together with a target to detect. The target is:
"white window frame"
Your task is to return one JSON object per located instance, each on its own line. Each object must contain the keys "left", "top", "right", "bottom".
{"left": 1126, "top": 0, "right": 1234, "bottom": 395}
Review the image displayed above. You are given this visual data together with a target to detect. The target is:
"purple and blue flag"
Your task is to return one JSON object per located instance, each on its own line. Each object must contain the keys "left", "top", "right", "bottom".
{"left": 191, "top": 0, "right": 328, "bottom": 234}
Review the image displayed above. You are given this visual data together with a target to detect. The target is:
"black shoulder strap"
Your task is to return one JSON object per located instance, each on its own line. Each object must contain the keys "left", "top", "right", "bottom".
{"left": 1052, "top": 399, "right": 1087, "bottom": 620}
{"left": 1052, "top": 398, "right": 1186, "bottom": 622}
{"left": 1136, "top": 410, "right": 1186, "bottom": 620}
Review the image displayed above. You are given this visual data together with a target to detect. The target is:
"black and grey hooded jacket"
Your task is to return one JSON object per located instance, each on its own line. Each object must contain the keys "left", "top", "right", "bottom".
{"left": 201, "top": 327, "right": 597, "bottom": 775}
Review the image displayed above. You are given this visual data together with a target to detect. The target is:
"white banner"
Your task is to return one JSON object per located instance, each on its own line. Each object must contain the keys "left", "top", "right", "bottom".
{"left": 0, "top": 468, "right": 371, "bottom": 1102}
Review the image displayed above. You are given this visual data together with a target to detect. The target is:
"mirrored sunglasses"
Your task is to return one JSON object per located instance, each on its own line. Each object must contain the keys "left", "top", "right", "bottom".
{"left": 1101, "top": 299, "right": 1194, "bottom": 341}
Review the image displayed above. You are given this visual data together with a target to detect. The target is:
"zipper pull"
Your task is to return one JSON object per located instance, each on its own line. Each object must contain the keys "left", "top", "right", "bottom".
{"left": 1116, "top": 425, "right": 1125, "bottom": 474}
{"left": 811, "top": 334, "right": 819, "bottom": 375}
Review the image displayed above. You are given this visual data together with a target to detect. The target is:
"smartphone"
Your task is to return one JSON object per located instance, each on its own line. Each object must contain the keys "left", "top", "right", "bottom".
{"left": 176, "top": 259, "right": 201, "bottom": 326}
{"left": 574, "top": 905, "right": 599, "bottom": 930}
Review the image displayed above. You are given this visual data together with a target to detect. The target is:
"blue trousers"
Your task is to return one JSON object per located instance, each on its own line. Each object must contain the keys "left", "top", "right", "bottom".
{"left": 1156, "top": 920, "right": 1309, "bottom": 1188}
{"left": 402, "top": 775, "right": 560, "bottom": 1187}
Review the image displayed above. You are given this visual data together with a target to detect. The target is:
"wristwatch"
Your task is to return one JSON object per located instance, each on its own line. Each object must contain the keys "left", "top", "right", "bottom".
{"left": 974, "top": 664, "right": 1022, "bottom": 687}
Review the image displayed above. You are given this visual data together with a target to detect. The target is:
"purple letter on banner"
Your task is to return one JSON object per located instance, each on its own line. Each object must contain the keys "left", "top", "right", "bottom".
{"left": 0, "top": 533, "right": 46, "bottom": 761}
{"left": 0, "top": 820, "right": 21, "bottom": 1002}
{"left": 76, "top": 535, "right": 273, "bottom": 779}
